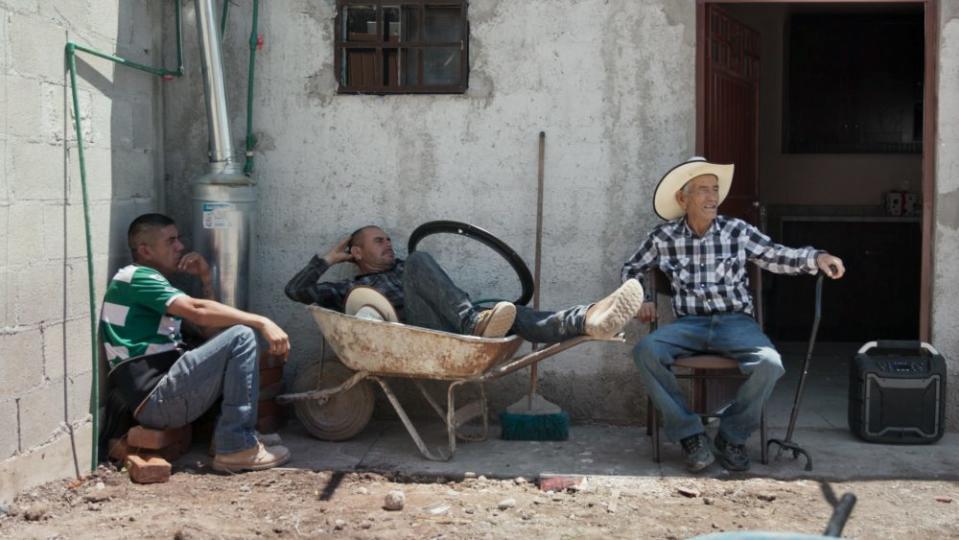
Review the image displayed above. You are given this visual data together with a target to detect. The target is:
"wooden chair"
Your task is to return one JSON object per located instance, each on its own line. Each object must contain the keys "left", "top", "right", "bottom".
{"left": 644, "top": 268, "right": 769, "bottom": 465}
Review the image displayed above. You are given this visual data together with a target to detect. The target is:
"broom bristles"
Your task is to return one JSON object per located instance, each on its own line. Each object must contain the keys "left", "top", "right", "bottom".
{"left": 499, "top": 410, "right": 570, "bottom": 441}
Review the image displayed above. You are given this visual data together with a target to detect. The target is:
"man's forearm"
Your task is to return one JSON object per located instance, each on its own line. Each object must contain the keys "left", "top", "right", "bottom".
{"left": 185, "top": 298, "right": 267, "bottom": 332}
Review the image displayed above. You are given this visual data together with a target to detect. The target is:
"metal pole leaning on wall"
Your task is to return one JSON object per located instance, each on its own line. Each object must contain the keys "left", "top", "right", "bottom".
{"left": 243, "top": 0, "right": 260, "bottom": 175}
{"left": 64, "top": 0, "right": 184, "bottom": 473}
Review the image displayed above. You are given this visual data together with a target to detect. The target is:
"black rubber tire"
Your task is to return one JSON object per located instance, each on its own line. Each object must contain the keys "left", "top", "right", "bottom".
{"left": 292, "top": 360, "right": 374, "bottom": 441}
{"left": 407, "top": 220, "right": 534, "bottom": 306}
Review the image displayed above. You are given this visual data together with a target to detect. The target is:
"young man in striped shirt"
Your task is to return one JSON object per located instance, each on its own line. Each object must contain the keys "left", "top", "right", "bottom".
{"left": 622, "top": 157, "right": 845, "bottom": 472}
{"left": 102, "top": 213, "right": 291, "bottom": 473}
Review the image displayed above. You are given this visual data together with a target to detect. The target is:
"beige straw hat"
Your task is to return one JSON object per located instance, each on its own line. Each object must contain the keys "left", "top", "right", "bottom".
{"left": 653, "top": 157, "right": 734, "bottom": 220}
{"left": 344, "top": 286, "right": 399, "bottom": 323}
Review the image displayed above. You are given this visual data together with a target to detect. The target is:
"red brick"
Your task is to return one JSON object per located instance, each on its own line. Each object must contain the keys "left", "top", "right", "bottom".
{"left": 259, "top": 365, "right": 283, "bottom": 386}
{"left": 538, "top": 475, "right": 585, "bottom": 492}
{"left": 125, "top": 454, "right": 171, "bottom": 484}
{"left": 127, "top": 425, "right": 191, "bottom": 450}
{"left": 259, "top": 351, "right": 286, "bottom": 369}
{"left": 259, "top": 381, "right": 284, "bottom": 400}
{"left": 257, "top": 398, "right": 282, "bottom": 419}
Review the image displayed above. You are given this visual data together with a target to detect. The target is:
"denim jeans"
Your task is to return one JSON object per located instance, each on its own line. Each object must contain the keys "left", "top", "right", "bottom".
{"left": 136, "top": 325, "right": 261, "bottom": 454}
{"left": 632, "top": 312, "right": 784, "bottom": 444}
{"left": 403, "top": 251, "right": 589, "bottom": 343}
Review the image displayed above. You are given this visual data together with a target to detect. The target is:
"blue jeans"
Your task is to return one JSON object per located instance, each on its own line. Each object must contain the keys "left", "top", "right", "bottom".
{"left": 403, "top": 251, "right": 589, "bottom": 343}
{"left": 633, "top": 313, "right": 784, "bottom": 444}
{"left": 136, "top": 325, "right": 261, "bottom": 454}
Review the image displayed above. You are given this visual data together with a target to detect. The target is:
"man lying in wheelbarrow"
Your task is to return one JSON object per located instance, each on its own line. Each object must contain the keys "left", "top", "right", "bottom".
{"left": 621, "top": 157, "right": 845, "bottom": 473}
{"left": 285, "top": 225, "right": 644, "bottom": 343}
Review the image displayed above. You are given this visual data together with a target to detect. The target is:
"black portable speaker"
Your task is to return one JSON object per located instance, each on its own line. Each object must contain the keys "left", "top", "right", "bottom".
{"left": 848, "top": 340, "right": 946, "bottom": 444}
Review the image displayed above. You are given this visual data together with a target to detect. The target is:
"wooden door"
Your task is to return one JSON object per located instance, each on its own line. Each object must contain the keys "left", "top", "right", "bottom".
{"left": 704, "top": 5, "right": 761, "bottom": 225}
{"left": 699, "top": 5, "right": 762, "bottom": 413}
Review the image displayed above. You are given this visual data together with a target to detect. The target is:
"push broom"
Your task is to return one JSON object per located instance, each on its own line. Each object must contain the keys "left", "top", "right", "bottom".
{"left": 499, "top": 131, "right": 570, "bottom": 441}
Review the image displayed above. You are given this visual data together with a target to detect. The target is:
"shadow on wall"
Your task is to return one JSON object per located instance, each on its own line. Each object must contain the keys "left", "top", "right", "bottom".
{"left": 54, "top": 1, "right": 163, "bottom": 473}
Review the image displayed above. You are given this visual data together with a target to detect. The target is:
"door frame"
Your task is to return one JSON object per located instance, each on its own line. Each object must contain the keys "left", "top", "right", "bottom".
{"left": 696, "top": 0, "right": 939, "bottom": 341}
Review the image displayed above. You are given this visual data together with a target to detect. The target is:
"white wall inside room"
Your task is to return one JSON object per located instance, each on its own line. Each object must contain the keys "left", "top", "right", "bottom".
{"left": 725, "top": 4, "right": 922, "bottom": 209}
{"left": 161, "top": 0, "right": 698, "bottom": 423}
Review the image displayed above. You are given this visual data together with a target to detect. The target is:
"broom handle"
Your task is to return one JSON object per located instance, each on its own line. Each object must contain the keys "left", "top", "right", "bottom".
{"left": 529, "top": 131, "right": 546, "bottom": 408}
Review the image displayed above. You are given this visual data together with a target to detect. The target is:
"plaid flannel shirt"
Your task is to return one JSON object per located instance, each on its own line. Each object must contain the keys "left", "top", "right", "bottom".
{"left": 284, "top": 255, "right": 406, "bottom": 316}
{"left": 621, "top": 215, "right": 820, "bottom": 317}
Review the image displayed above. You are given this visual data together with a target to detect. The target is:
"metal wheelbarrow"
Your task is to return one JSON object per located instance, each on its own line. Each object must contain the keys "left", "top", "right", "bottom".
{"left": 277, "top": 306, "right": 621, "bottom": 461}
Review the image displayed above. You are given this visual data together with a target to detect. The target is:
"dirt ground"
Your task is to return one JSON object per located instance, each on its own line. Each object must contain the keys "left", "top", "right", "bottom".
{"left": 1, "top": 463, "right": 957, "bottom": 540}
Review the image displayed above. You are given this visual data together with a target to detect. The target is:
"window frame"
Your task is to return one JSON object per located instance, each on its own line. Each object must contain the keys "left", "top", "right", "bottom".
{"left": 335, "top": 0, "right": 469, "bottom": 94}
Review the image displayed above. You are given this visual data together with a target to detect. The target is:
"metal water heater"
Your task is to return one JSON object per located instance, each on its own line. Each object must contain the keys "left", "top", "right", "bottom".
{"left": 190, "top": 0, "right": 256, "bottom": 309}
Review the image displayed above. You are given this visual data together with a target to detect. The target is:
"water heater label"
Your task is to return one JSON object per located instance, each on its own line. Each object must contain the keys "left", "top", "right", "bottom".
{"left": 202, "top": 202, "right": 233, "bottom": 229}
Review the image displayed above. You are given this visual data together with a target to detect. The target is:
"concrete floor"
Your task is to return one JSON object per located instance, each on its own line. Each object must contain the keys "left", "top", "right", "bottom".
{"left": 182, "top": 342, "right": 958, "bottom": 482}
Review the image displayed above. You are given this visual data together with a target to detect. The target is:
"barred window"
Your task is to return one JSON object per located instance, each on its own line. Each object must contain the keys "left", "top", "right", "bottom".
{"left": 335, "top": 0, "right": 468, "bottom": 94}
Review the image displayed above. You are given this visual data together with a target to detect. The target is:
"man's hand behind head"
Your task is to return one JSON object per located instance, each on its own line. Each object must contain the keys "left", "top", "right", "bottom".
{"left": 323, "top": 235, "right": 355, "bottom": 266}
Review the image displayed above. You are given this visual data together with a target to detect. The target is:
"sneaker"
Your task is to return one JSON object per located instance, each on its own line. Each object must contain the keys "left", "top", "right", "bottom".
{"left": 212, "top": 442, "right": 291, "bottom": 473}
{"left": 584, "top": 279, "right": 645, "bottom": 338}
{"left": 680, "top": 433, "right": 715, "bottom": 472}
{"left": 470, "top": 302, "right": 516, "bottom": 337}
{"left": 714, "top": 433, "right": 750, "bottom": 471}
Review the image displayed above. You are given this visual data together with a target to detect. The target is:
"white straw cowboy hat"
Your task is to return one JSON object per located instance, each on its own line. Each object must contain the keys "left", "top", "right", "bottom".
{"left": 344, "top": 286, "right": 399, "bottom": 323}
{"left": 653, "top": 157, "right": 735, "bottom": 220}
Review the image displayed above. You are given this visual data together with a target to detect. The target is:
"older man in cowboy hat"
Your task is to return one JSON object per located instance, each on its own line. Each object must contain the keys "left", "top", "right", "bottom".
{"left": 622, "top": 157, "right": 845, "bottom": 472}
{"left": 286, "top": 224, "right": 644, "bottom": 343}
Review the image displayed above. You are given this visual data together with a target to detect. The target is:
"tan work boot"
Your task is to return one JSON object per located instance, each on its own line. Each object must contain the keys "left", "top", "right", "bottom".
{"left": 212, "top": 441, "right": 291, "bottom": 473}
{"left": 584, "top": 279, "right": 644, "bottom": 338}
{"left": 208, "top": 431, "right": 284, "bottom": 457}
{"left": 471, "top": 302, "right": 516, "bottom": 338}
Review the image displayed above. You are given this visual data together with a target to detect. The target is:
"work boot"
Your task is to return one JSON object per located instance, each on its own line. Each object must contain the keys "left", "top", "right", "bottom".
{"left": 680, "top": 433, "right": 715, "bottom": 472}
{"left": 208, "top": 431, "right": 284, "bottom": 457}
{"left": 470, "top": 302, "right": 516, "bottom": 338}
{"left": 714, "top": 433, "right": 750, "bottom": 471}
{"left": 584, "top": 279, "right": 644, "bottom": 338}
{"left": 212, "top": 441, "right": 291, "bottom": 473}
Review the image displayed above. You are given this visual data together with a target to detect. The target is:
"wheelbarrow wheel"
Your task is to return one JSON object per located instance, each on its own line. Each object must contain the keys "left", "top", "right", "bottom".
{"left": 292, "top": 360, "right": 374, "bottom": 441}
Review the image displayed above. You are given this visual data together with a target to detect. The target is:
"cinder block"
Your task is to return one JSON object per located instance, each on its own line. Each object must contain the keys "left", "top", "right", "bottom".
{"left": 47, "top": 83, "right": 93, "bottom": 145}
{"left": 15, "top": 263, "right": 65, "bottom": 325}
{"left": 11, "top": 142, "right": 65, "bottom": 201}
{"left": 67, "top": 146, "right": 113, "bottom": 205}
{"left": 7, "top": 203, "right": 46, "bottom": 265}
{"left": 125, "top": 453, "right": 171, "bottom": 484}
{"left": 9, "top": 15, "right": 68, "bottom": 83}
{"left": 127, "top": 424, "right": 191, "bottom": 451}
{"left": 0, "top": 399, "right": 20, "bottom": 459}
{"left": 0, "top": 328, "right": 44, "bottom": 397}
{"left": 112, "top": 148, "right": 155, "bottom": 199}
{"left": 0, "top": 266, "right": 12, "bottom": 329}
{"left": 5, "top": 77, "right": 44, "bottom": 140}
{"left": 15, "top": 379, "right": 67, "bottom": 451}
{"left": 44, "top": 318, "right": 96, "bottom": 379}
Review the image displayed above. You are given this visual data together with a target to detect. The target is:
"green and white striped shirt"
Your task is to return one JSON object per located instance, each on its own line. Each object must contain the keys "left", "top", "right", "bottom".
{"left": 101, "top": 265, "right": 186, "bottom": 368}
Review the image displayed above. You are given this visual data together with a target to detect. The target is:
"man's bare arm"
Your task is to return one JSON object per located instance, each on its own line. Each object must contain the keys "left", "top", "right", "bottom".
{"left": 167, "top": 296, "right": 290, "bottom": 359}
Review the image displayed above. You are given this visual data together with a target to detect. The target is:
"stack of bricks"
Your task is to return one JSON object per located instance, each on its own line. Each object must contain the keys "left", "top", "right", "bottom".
{"left": 257, "top": 351, "right": 285, "bottom": 434}
{"left": 108, "top": 425, "right": 192, "bottom": 484}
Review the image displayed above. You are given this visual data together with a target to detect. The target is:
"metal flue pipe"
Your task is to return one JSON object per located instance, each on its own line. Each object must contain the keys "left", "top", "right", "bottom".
{"left": 195, "top": 0, "right": 236, "bottom": 171}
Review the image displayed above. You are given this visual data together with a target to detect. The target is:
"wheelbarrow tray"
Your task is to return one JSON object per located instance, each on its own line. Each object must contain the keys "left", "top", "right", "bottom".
{"left": 309, "top": 305, "right": 524, "bottom": 380}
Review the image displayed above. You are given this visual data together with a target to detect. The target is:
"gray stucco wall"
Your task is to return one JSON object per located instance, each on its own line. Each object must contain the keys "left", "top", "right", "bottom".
{"left": 161, "top": 0, "right": 697, "bottom": 422}
{"left": 933, "top": 0, "right": 959, "bottom": 431}
{"left": 0, "top": 1, "right": 166, "bottom": 503}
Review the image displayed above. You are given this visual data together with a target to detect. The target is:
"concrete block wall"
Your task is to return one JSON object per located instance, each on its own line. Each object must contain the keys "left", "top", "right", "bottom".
{"left": 0, "top": 1, "right": 167, "bottom": 503}
{"left": 933, "top": 0, "right": 959, "bottom": 432}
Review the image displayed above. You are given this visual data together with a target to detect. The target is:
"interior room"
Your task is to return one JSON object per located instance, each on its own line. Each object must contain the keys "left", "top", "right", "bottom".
{"left": 716, "top": 2, "right": 925, "bottom": 431}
